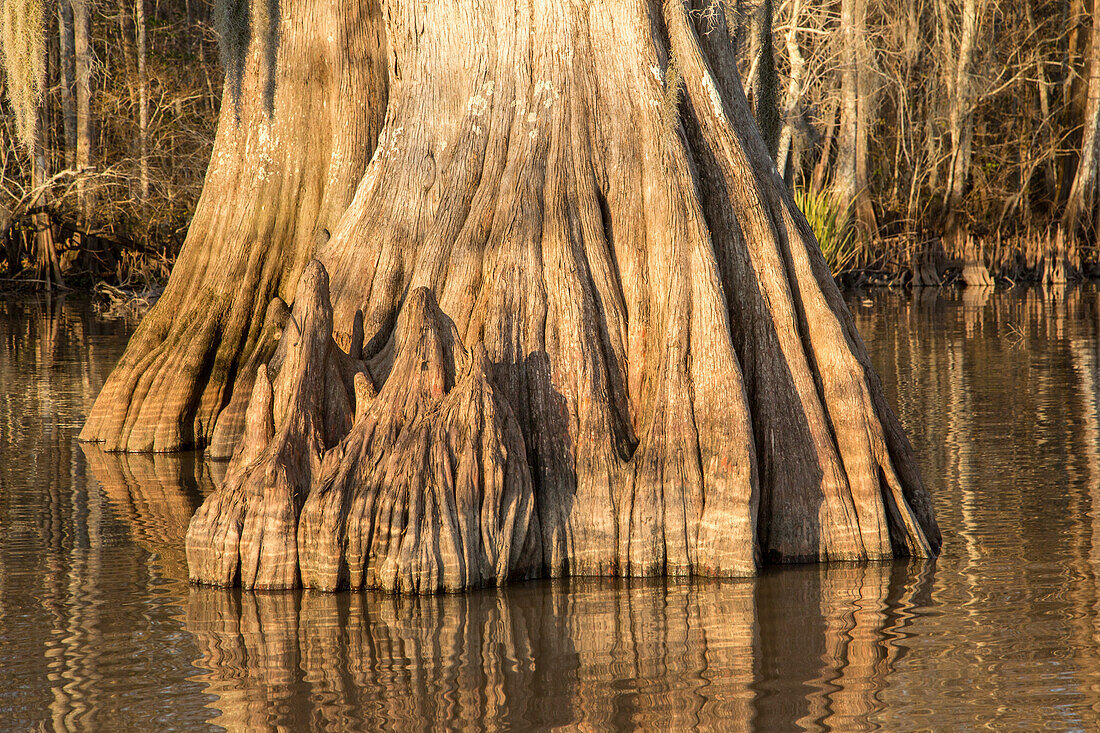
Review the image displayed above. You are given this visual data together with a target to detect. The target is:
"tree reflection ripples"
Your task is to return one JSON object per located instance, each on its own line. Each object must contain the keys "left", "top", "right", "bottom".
{"left": 8, "top": 289, "right": 1100, "bottom": 729}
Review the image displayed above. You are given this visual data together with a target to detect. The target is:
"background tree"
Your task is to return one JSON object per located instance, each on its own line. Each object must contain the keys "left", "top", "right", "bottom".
{"left": 768, "top": 0, "right": 1099, "bottom": 276}
{"left": 1061, "top": 0, "right": 1100, "bottom": 253}
{"left": 3, "top": 0, "right": 1098, "bottom": 287}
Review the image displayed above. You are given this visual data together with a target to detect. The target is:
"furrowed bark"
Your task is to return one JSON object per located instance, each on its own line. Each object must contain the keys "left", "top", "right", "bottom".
{"left": 80, "top": 0, "right": 388, "bottom": 454}
{"left": 93, "top": 0, "right": 938, "bottom": 593}
{"left": 298, "top": 290, "right": 541, "bottom": 592}
{"left": 187, "top": 262, "right": 357, "bottom": 588}
{"left": 671, "top": 0, "right": 936, "bottom": 559}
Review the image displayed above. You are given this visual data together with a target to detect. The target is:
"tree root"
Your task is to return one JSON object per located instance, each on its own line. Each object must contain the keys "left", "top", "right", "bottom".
{"left": 187, "top": 262, "right": 541, "bottom": 592}
{"left": 186, "top": 262, "right": 354, "bottom": 588}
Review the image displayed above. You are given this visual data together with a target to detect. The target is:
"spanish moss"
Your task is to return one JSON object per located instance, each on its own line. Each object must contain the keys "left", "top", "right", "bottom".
{"left": 257, "top": 0, "right": 279, "bottom": 114}
{"left": 660, "top": 53, "right": 683, "bottom": 139}
{"left": 215, "top": 0, "right": 250, "bottom": 112}
{"left": 215, "top": 0, "right": 280, "bottom": 116}
{"left": 1, "top": 0, "right": 46, "bottom": 151}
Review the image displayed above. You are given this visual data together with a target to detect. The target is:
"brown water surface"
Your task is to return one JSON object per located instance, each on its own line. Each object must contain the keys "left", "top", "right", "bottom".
{"left": 2, "top": 287, "right": 1099, "bottom": 731}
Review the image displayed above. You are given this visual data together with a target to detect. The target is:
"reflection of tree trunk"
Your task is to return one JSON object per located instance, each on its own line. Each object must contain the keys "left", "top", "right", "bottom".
{"left": 946, "top": 338, "right": 982, "bottom": 579}
{"left": 961, "top": 284, "right": 991, "bottom": 336}
{"left": 566, "top": 579, "right": 756, "bottom": 730}
{"left": 754, "top": 567, "right": 827, "bottom": 729}
{"left": 1068, "top": 312, "right": 1100, "bottom": 719}
{"left": 0, "top": 298, "right": 143, "bottom": 732}
{"left": 187, "top": 586, "right": 577, "bottom": 731}
{"left": 753, "top": 560, "right": 936, "bottom": 731}
{"left": 184, "top": 579, "right": 762, "bottom": 731}
{"left": 48, "top": 434, "right": 107, "bottom": 731}
{"left": 1088, "top": 305, "right": 1100, "bottom": 725}
{"left": 810, "top": 563, "right": 894, "bottom": 731}
{"left": 82, "top": 446, "right": 213, "bottom": 581}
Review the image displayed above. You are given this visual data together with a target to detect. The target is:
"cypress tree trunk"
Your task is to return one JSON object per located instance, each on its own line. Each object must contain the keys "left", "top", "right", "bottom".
{"left": 58, "top": 1, "right": 77, "bottom": 169}
{"left": 72, "top": 0, "right": 93, "bottom": 219}
{"left": 1061, "top": 0, "right": 1100, "bottom": 244}
{"left": 83, "top": 0, "right": 940, "bottom": 592}
{"left": 737, "top": 0, "right": 780, "bottom": 157}
{"left": 80, "top": 0, "right": 388, "bottom": 455}
{"left": 774, "top": 0, "right": 805, "bottom": 182}
{"left": 834, "top": 0, "right": 877, "bottom": 235}
{"left": 943, "top": 0, "right": 979, "bottom": 231}
{"left": 31, "top": 141, "right": 57, "bottom": 289}
{"left": 136, "top": 0, "right": 149, "bottom": 203}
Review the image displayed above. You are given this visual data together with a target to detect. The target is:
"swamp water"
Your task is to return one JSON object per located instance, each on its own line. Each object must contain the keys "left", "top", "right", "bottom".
{"left": 2, "top": 287, "right": 1100, "bottom": 731}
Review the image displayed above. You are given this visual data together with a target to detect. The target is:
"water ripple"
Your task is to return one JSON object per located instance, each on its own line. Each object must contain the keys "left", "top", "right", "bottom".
{"left": 8, "top": 289, "right": 1100, "bottom": 729}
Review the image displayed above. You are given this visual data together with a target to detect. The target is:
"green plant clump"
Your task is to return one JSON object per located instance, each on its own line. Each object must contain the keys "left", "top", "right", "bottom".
{"left": 794, "top": 186, "right": 858, "bottom": 274}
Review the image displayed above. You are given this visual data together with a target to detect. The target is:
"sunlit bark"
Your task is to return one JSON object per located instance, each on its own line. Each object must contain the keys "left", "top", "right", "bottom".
{"left": 83, "top": 0, "right": 940, "bottom": 592}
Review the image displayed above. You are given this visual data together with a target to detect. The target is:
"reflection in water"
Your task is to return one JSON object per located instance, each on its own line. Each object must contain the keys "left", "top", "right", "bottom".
{"left": 1, "top": 297, "right": 207, "bottom": 732}
{"left": 851, "top": 286, "right": 1100, "bottom": 730}
{"left": 10, "top": 289, "right": 1100, "bottom": 729}
{"left": 80, "top": 423, "right": 930, "bottom": 731}
{"left": 81, "top": 448, "right": 213, "bottom": 582}
{"left": 187, "top": 586, "right": 579, "bottom": 732}
{"left": 751, "top": 562, "right": 934, "bottom": 733}
{"left": 85, "top": 440, "right": 930, "bottom": 732}
{"left": 182, "top": 568, "right": 926, "bottom": 733}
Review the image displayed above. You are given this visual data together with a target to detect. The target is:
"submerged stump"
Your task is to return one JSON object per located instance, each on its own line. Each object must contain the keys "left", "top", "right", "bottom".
{"left": 83, "top": 0, "right": 940, "bottom": 592}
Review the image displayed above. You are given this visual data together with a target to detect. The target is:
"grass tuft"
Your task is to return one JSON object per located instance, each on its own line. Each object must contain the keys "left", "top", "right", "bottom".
{"left": 794, "top": 186, "right": 859, "bottom": 274}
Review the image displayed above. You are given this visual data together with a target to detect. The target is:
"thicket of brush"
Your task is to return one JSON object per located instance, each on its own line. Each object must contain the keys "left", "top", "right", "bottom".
{"left": 751, "top": 0, "right": 1100, "bottom": 283}
{"left": 1, "top": 0, "right": 1098, "bottom": 289}
{"left": 1, "top": 0, "right": 217, "bottom": 290}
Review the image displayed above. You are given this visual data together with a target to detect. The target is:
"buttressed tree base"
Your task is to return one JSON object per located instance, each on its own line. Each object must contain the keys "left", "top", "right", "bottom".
{"left": 80, "top": 0, "right": 941, "bottom": 592}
